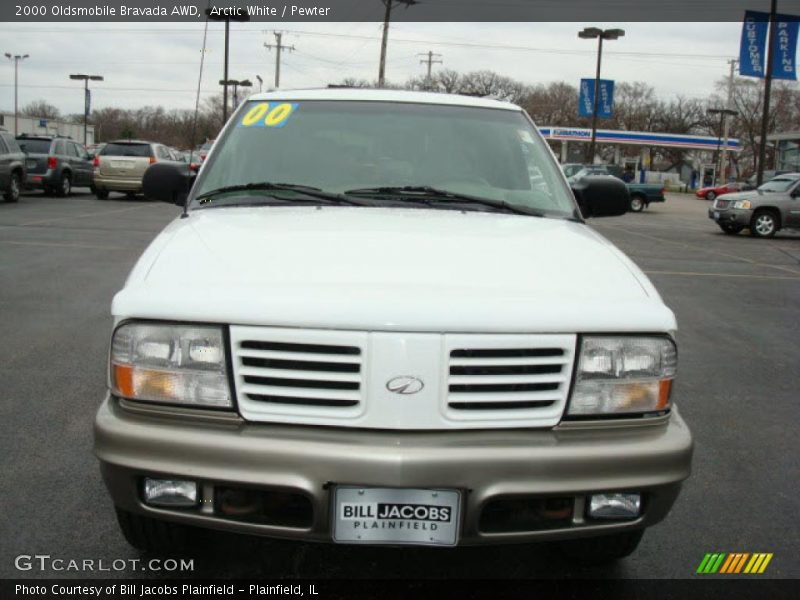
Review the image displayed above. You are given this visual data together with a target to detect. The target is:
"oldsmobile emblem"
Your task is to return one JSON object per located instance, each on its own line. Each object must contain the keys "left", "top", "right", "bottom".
{"left": 386, "top": 376, "right": 425, "bottom": 395}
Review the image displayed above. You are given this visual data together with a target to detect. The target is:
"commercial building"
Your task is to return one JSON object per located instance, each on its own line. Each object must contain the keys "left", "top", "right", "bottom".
{"left": 0, "top": 112, "right": 95, "bottom": 145}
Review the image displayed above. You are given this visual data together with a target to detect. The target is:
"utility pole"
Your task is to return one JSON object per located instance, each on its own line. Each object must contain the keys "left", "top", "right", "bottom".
{"left": 264, "top": 32, "right": 295, "bottom": 88}
{"left": 757, "top": 0, "right": 778, "bottom": 186}
{"left": 708, "top": 107, "right": 738, "bottom": 186}
{"left": 720, "top": 59, "right": 738, "bottom": 182}
{"left": 4, "top": 53, "right": 29, "bottom": 136}
{"left": 378, "top": 0, "right": 417, "bottom": 87}
{"left": 418, "top": 51, "right": 443, "bottom": 80}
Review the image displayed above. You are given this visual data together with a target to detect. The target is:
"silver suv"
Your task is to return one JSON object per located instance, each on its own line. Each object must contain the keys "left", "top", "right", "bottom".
{"left": 709, "top": 173, "right": 800, "bottom": 237}
{"left": 93, "top": 140, "right": 175, "bottom": 200}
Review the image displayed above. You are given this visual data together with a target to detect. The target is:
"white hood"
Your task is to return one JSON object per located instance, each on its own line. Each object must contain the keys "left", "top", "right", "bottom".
{"left": 113, "top": 207, "right": 675, "bottom": 333}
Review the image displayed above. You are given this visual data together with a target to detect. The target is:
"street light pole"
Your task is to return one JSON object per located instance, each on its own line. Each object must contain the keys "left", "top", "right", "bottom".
{"left": 69, "top": 74, "right": 104, "bottom": 147}
{"left": 220, "top": 78, "right": 252, "bottom": 108}
{"left": 206, "top": 8, "right": 250, "bottom": 124}
{"left": 4, "top": 53, "right": 29, "bottom": 136}
{"left": 578, "top": 28, "right": 624, "bottom": 164}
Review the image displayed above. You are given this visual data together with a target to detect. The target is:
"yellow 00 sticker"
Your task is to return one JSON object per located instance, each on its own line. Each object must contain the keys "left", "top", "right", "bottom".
{"left": 239, "top": 102, "right": 298, "bottom": 128}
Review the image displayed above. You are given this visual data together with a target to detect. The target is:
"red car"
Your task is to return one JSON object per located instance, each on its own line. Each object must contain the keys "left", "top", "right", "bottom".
{"left": 696, "top": 182, "right": 744, "bottom": 201}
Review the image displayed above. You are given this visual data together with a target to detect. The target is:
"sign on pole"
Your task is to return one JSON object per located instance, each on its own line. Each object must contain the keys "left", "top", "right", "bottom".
{"left": 740, "top": 10, "right": 769, "bottom": 77}
{"left": 578, "top": 78, "right": 614, "bottom": 118}
{"left": 771, "top": 15, "right": 799, "bottom": 80}
{"left": 739, "top": 10, "right": 799, "bottom": 80}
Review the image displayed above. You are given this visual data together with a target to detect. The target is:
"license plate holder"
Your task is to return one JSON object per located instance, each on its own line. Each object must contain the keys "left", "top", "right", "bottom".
{"left": 332, "top": 486, "right": 461, "bottom": 546}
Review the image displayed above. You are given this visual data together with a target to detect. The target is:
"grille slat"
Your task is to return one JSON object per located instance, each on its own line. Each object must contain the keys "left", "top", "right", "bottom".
{"left": 238, "top": 348, "right": 363, "bottom": 364}
{"left": 240, "top": 384, "right": 361, "bottom": 402}
{"left": 239, "top": 366, "right": 361, "bottom": 383}
{"left": 449, "top": 373, "right": 568, "bottom": 385}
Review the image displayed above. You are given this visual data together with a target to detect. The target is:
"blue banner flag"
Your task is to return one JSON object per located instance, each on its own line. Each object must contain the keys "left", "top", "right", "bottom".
{"left": 771, "top": 15, "right": 800, "bottom": 80}
{"left": 578, "top": 78, "right": 614, "bottom": 119}
{"left": 740, "top": 10, "right": 769, "bottom": 78}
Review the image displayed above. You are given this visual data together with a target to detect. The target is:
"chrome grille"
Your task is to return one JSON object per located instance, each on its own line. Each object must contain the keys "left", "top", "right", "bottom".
{"left": 714, "top": 198, "right": 730, "bottom": 209}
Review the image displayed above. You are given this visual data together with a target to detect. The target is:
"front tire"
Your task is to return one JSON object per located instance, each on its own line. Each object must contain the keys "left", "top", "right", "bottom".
{"left": 4, "top": 172, "right": 21, "bottom": 203}
{"left": 556, "top": 529, "right": 645, "bottom": 564}
{"left": 115, "top": 508, "right": 189, "bottom": 552}
{"left": 750, "top": 210, "right": 778, "bottom": 238}
{"left": 57, "top": 173, "right": 71, "bottom": 197}
{"left": 629, "top": 195, "right": 646, "bottom": 212}
{"left": 706, "top": 191, "right": 716, "bottom": 201}
{"left": 95, "top": 188, "right": 109, "bottom": 200}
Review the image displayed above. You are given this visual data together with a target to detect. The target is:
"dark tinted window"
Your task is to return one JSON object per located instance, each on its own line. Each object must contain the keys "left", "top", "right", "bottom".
{"left": 0, "top": 136, "right": 8, "bottom": 154}
{"left": 54, "top": 140, "right": 68, "bottom": 155}
{"left": 17, "top": 138, "right": 52, "bottom": 154}
{"left": 101, "top": 143, "right": 152, "bottom": 157}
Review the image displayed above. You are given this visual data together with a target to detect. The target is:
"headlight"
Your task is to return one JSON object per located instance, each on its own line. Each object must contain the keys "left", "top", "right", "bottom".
{"left": 732, "top": 200, "right": 751, "bottom": 209}
{"left": 110, "top": 322, "right": 231, "bottom": 408}
{"left": 567, "top": 336, "right": 676, "bottom": 417}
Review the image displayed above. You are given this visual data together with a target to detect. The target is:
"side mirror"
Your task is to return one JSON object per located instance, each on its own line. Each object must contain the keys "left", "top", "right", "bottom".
{"left": 143, "top": 162, "right": 195, "bottom": 205}
{"left": 86, "top": 153, "right": 94, "bottom": 160}
{"left": 571, "top": 175, "right": 630, "bottom": 218}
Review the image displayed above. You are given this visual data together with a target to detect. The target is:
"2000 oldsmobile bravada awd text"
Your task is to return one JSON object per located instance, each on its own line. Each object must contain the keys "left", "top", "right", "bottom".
{"left": 94, "top": 89, "right": 693, "bottom": 563}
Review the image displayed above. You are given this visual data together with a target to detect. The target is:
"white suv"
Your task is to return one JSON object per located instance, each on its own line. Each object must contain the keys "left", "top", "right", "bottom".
{"left": 95, "top": 89, "right": 692, "bottom": 563}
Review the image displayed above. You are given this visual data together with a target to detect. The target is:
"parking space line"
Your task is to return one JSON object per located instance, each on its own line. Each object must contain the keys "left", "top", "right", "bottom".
{"left": 0, "top": 240, "right": 131, "bottom": 251}
{"left": 15, "top": 204, "right": 150, "bottom": 227}
{"left": 644, "top": 270, "right": 800, "bottom": 281}
{"left": 599, "top": 223, "right": 800, "bottom": 276}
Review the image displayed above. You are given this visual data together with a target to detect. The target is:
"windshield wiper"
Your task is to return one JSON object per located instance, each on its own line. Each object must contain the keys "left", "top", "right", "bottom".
{"left": 194, "top": 182, "right": 370, "bottom": 207}
{"left": 344, "top": 185, "right": 546, "bottom": 217}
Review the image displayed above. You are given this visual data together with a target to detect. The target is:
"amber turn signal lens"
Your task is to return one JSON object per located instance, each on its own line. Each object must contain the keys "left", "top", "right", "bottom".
{"left": 657, "top": 379, "right": 672, "bottom": 410}
{"left": 113, "top": 364, "right": 134, "bottom": 397}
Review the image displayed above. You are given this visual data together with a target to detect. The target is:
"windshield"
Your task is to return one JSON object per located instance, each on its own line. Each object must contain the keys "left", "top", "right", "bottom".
{"left": 192, "top": 100, "right": 577, "bottom": 218}
{"left": 758, "top": 178, "right": 798, "bottom": 192}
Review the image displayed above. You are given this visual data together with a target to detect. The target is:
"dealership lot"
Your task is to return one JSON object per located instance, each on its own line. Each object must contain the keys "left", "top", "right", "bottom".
{"left": 0, "top": 191, "right": 798, "bottom": 579}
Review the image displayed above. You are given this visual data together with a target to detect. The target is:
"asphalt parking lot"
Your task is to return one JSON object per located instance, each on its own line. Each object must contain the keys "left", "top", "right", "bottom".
{"left": 1, "top": 190, "right": 798, "bottom": 580}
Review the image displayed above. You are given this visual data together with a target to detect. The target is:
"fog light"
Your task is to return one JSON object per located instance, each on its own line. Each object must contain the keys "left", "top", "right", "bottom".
{"left": 143, "top": 478, "right": 198, "bottom": 507}
{"left": 588, "top": 493, "right": 641, "bottom": 519}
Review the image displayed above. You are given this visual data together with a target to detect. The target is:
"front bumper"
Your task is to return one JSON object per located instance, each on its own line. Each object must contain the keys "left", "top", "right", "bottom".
{"left": 95, "top": 395, "right": 693, "bottom": 545}
{"left": 708, "top": 207, "right": 751, "bottom": 227}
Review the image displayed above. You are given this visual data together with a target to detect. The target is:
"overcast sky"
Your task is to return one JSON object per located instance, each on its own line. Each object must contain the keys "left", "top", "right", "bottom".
{"left": 0, "top": 21, "right": 791, "bottom": 118}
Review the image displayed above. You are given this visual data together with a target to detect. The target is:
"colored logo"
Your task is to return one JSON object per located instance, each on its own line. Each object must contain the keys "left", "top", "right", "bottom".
{"left": 696, "top": 552, "right": 773, "bottom": 574}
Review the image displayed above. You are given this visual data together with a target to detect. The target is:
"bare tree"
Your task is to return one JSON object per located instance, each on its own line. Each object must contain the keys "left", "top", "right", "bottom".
{"left": 20, "top": 100, "right": 61, "bottom": 120}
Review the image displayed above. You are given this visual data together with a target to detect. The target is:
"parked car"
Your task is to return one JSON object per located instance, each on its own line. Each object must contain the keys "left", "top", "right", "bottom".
{"left": 745, "top": 169, "right": 790, "bottom": 188}
{"left": 0, "top": 128, "right": 26, "bottom": 203}
{"left": 695, "top": 181, "right": 746, "bottom": 201}
{"left": 95, "top": 89, "right": 692, "bottom": 564}
{"left": 93, "top": 140, "right": 175, "bottom": 199}
{"left": 16, "top": 134, "right": 94, "bottom": 196}
{"left": 566, "top": 166, "right": 664, "bottom": 212}
{"left": 709, "top": 172, "right": 800, "bottom": 237}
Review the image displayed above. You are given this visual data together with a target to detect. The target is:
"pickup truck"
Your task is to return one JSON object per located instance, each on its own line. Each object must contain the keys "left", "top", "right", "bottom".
{"left": 565, "top": 165, "right": 666, "bottom": 212}
{"left": 94, "top": 89, "right": 692, "bottom": 565}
